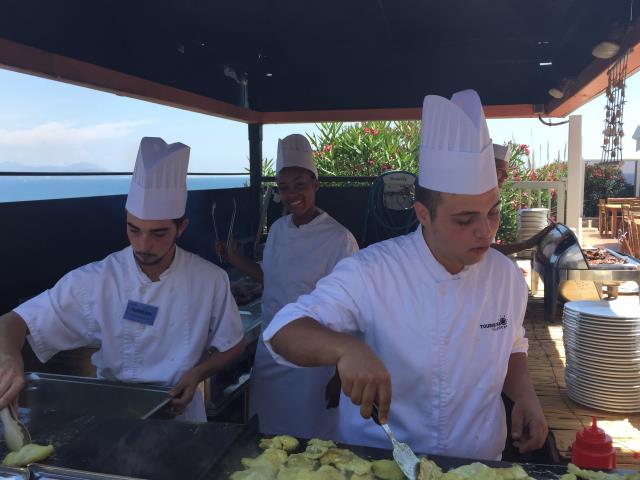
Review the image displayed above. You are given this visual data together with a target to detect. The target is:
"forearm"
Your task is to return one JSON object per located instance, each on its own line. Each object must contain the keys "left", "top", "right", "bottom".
{"left": 502, "top": 352, "right": 537, "bottom": 402}
{"left": 492, "top": 238, "right": 535, "bottom": 256}
{"left": 190, "top": 340, "right": 245, "bottom": 382}
{"left": 229, "top": 256, "right": 264, "bottom": 284}
{"left": 270, "top": 317, "right": 359, "bottom": 367}
{"left": 0, "top": 312, "right": 28, "bottom": 360}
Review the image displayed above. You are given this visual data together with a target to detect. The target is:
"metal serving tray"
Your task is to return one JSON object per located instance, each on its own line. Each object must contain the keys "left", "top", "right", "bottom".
{"left": 29, "top": 465, "right": 142, "bottom": 480}
{"left": 21, "top": 372, "right": 171, "bottom": 419}
{"left": 0, "top": 465, "right": 28, "bottom": 480}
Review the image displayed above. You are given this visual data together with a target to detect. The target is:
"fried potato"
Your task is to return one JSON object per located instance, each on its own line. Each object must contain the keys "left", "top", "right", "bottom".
{"left": 333, "top": 453, "right": 371, "bottom": 476}
{"left": 319, "top": 448, "right": 353, "bottom": 466}
{"left": 418, "top": 458, "right": 443, "bottom": 480}
{"left": 287, "top": 453, "right": 317, "bottom": 470}
{"left": 371, "top": 459, "right": 403, "bottom": 480}
{"left": 260, "top": 435, "right": 300, "bottom": 452}
{"left": 2, "top": 443, "right": 55, "bottom": 467}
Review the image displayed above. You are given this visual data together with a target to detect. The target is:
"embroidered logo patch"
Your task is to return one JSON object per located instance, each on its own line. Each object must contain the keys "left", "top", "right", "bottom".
{"left": 480, "top": 315, "right": 508, "bottom": 331}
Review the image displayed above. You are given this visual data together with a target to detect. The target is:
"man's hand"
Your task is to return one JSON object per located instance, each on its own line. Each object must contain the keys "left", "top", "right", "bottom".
{"left": 0, "top": 352, "right": 25, "bottom": 410}
{"left": 511, "top": 394, "right": 548, "bottom": 453}
{"left": 168, "top": 369, "right": 201, "bottom": 417}
{"left": 337, "top": 342, "right": 392, "bottom": 424}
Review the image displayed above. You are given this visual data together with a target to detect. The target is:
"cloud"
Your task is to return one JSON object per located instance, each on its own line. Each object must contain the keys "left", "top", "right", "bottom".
{"left": 0, "top": 120, "right": 149, "bottom": 146}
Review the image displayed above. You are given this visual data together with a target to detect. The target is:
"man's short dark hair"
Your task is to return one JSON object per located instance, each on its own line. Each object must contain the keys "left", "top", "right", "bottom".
{"left": 415, "top": 185, "right": 442, "bottom": 220}
{"left": 173, "top": 216, "right": 187, "bottom": 226}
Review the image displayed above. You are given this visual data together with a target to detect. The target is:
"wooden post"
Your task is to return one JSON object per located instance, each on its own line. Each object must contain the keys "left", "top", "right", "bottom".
{"left": 566, "top": 115, "right": 583, "bottom": 243}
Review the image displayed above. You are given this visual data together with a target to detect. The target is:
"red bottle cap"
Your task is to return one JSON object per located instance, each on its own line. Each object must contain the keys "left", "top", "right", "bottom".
{"left": 572, "top": 417, "right": 616, "bottom": 470}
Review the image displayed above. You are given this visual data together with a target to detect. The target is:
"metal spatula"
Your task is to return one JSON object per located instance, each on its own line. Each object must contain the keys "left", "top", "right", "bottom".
{"left": 372, "top": 403, "right": 419, "bottom": 480}
{"left": 0, "top": 406, "right": 31, "bottom": 452}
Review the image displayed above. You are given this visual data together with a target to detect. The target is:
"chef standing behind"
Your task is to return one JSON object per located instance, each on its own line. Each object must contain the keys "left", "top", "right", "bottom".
{"left": 0, "top": 137, "right": 244, "bottom": 421}
{"left": 262, "top": 90, "right": 548, "bottom": 460}
{"left": 217, "top": 134, "right": 358, "bottom": 439}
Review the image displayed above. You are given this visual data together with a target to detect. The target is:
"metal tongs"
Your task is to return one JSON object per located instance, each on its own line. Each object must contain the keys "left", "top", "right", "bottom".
{"left": 227, "top": 197, "right": 237, "bottom": 254}
{"left": 372, "top": 403, "right": 419, "bottom": 480}
{"left": 211, "top": 198, "right": 238, "bottom": 264}
{"left": 211, "top": 201, "right": 222, "bottom": 263}
{"left": 0, "top": 406, "right": 31, "bottom": 452}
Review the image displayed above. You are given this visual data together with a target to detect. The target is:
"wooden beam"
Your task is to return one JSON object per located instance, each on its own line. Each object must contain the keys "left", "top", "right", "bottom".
{"left": 259, "top": 104, "right": 537, "bottom": 123}
{"left": 0, "top": 38, "right": 259, "bottom": 124}
{"left": 546, "top": 17, "right": 640, "bottom": 118}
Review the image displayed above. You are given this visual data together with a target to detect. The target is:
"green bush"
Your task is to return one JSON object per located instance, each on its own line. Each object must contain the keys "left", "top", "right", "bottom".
{"left": 583, "top": 163, "right": 633, "bottom": 217}
{"left": 308, "top": 121, "right": 421, "bottom": 176}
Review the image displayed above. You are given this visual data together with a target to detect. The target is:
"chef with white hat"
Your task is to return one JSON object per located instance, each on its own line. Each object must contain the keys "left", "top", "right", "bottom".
{"left": 0, "top": 137, "right": 244, "bottom": 422}
{"left": 261, "top": 91, "right": 547, "bottom": 459}
{"left": 216, "top": 133, "right": 358, "bottom": 438}
{"left": 493, "top": 143, "right": 511, "bottom": 189}
{"left": 490, "top": 142, "right": 555, "bottom": 255}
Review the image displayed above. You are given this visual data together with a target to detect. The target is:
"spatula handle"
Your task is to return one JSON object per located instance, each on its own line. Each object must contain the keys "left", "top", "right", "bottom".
{"left": 371, "top": 402, "right": 381, "bottom": 426}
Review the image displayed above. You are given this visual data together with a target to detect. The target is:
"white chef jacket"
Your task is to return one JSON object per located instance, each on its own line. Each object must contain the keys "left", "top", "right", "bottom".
{"left": 251, "top": 211, "right": 358, "bottom": 439}
{"left": 264, "top": 227, "right": 528, "bottom": 459}
{"left": 15, "top": 246, "right": 244, "bottom": 422}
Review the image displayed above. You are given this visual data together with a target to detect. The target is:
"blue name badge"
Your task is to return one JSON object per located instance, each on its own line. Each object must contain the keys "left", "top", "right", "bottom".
{"left": 123, "top": 300, "right": 159, "bottom": 326}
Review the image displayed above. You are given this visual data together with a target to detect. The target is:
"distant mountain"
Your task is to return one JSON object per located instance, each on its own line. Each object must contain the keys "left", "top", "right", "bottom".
{"left": 0, "top": 161, "right": 107, "bottom": 172}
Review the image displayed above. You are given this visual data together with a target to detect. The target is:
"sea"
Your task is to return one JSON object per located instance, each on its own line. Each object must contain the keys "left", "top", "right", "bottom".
{"left": 0, "top": 175, "right": 249, "bottom": 203}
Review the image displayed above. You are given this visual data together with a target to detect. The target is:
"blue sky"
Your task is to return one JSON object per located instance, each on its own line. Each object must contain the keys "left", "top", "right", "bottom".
{"left": 0, "top": 67, "right": 638, "bottom": 173}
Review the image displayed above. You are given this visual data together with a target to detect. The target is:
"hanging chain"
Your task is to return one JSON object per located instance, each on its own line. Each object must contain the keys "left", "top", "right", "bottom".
{"left": 600, "top": 49, "right": 629, "bottom": 164}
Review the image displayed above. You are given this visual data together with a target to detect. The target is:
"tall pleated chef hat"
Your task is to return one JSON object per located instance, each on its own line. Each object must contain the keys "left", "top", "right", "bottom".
{"left": 125, "top": 137, "right": 190, "bottom": 220}
{"left": 493, "top": 143, "right": 511, "bottom": 162}
{"left": 275, "top": 134, "right": 318, "bottom": 178}
{"left": 418, "top": 89, "right": 497, "bottom": 194}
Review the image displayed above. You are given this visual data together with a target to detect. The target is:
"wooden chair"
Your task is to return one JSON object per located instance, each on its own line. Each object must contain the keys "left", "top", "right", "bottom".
{"left": 630, "top": 208, "right": 640, "bottom": 259}
{"left": 598, "top": 199, "right": 608, "bottom": 236}
{"left": 620, "top": 205, "right": 633, "bottom": 255}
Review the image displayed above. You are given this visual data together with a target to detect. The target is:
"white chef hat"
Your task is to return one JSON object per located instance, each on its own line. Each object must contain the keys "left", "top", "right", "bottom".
{"left": 125, "top": 137, "right": 190, "bottom": 220}
{"left": 275, "top": 134, "right": 318, "bottom": 178}
{"left": 419, "top": 89, "right": 497, "bottom": 194}
{"left": 493, "top": 143, "right": 511, "bottom": 162}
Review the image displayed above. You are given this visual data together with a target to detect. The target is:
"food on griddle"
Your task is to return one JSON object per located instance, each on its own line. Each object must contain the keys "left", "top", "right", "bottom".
{"left": 234, "top": 437, "right": 635, "bottom": 480}
{"left": 287, "top": 453, "right": 318, "bottom": 470}
{"left": 584, "top": 249, "right": 625, "bottom": 265}
{"left": 371, "top": 459, "right": 403, "bottom": 479}
{"left": 260, "top": 435, "right": 300, "bottom": 452}
{"left": 417, "top": 458, "right": 442, "bottom": 480}
{"left": 304, "top": 439, "right": 337, "bottom": 460}
{"left": 565, "top": 463, "right": 640, "bottom": 480}
{"left": 2, "top": 443, "right": 54, "bottom": 467}
{"left": 417, "top": 458, "right": 532, "bottom": 480}
{"left": 0, "top": 408, "right": 26, "bottom": 453}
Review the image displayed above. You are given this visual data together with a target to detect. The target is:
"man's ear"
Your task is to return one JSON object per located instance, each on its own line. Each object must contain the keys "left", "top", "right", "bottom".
{"left": 177, "top": 218, "right": 190, "bottom": 237}
{"left": 414, "top": 201, "right": 431, "bottom": 227}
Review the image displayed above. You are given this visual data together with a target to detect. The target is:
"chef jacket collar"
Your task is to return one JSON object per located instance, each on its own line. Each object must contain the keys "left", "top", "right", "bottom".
{"left": 285, "top": 209, "right": 327, "bottom": 229}
{"left": 128, "top": 245, "right": 182, "bottom": 284}
{"left": 412, "top": 227, "right": 472, "bottom": 283}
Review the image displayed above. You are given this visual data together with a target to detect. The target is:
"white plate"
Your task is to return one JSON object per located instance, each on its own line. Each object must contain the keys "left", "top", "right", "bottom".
{"left": 564, "top": 301, "right": 640, "bottom": 319}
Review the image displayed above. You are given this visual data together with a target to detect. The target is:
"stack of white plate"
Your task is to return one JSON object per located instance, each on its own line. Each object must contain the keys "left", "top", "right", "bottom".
{"left": 515, "top": 208, "right": 549, "bottom": 258}
{"left": 563, "top": 299, "right": 640, "bottom": 413}
{"left": 517, "top": 208, "right": 549, "bottom": 240}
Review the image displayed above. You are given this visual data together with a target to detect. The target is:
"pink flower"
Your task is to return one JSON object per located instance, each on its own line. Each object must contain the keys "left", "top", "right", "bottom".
{"left": 363, "top": 127, "right": 371, "bottom": 134}
{"left": 323, "top": 144, "right": 333, "bottom": 152}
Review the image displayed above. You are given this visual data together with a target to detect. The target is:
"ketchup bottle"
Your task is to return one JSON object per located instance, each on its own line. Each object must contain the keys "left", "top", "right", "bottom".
{"left": 572, "top": 417, "right": 616, "bottom": 470}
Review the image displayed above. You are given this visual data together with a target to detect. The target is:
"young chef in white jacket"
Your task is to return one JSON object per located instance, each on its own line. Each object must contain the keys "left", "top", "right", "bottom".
{"left": 216, "top": 134, "right": 358, "bottom": 439}
{"left": 263, "top": 91, "right": 548, "bottom": 460}
{"left": 0, "top": 137, "right": 244, "bottom": 422}
{"left": 491, "top": 143, "right": 554, "bottom": 256}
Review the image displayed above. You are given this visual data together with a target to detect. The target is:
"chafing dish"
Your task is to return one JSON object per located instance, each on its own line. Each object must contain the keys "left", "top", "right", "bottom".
{"left": 531, "top": 223, "right": 640, "bottom": 322}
